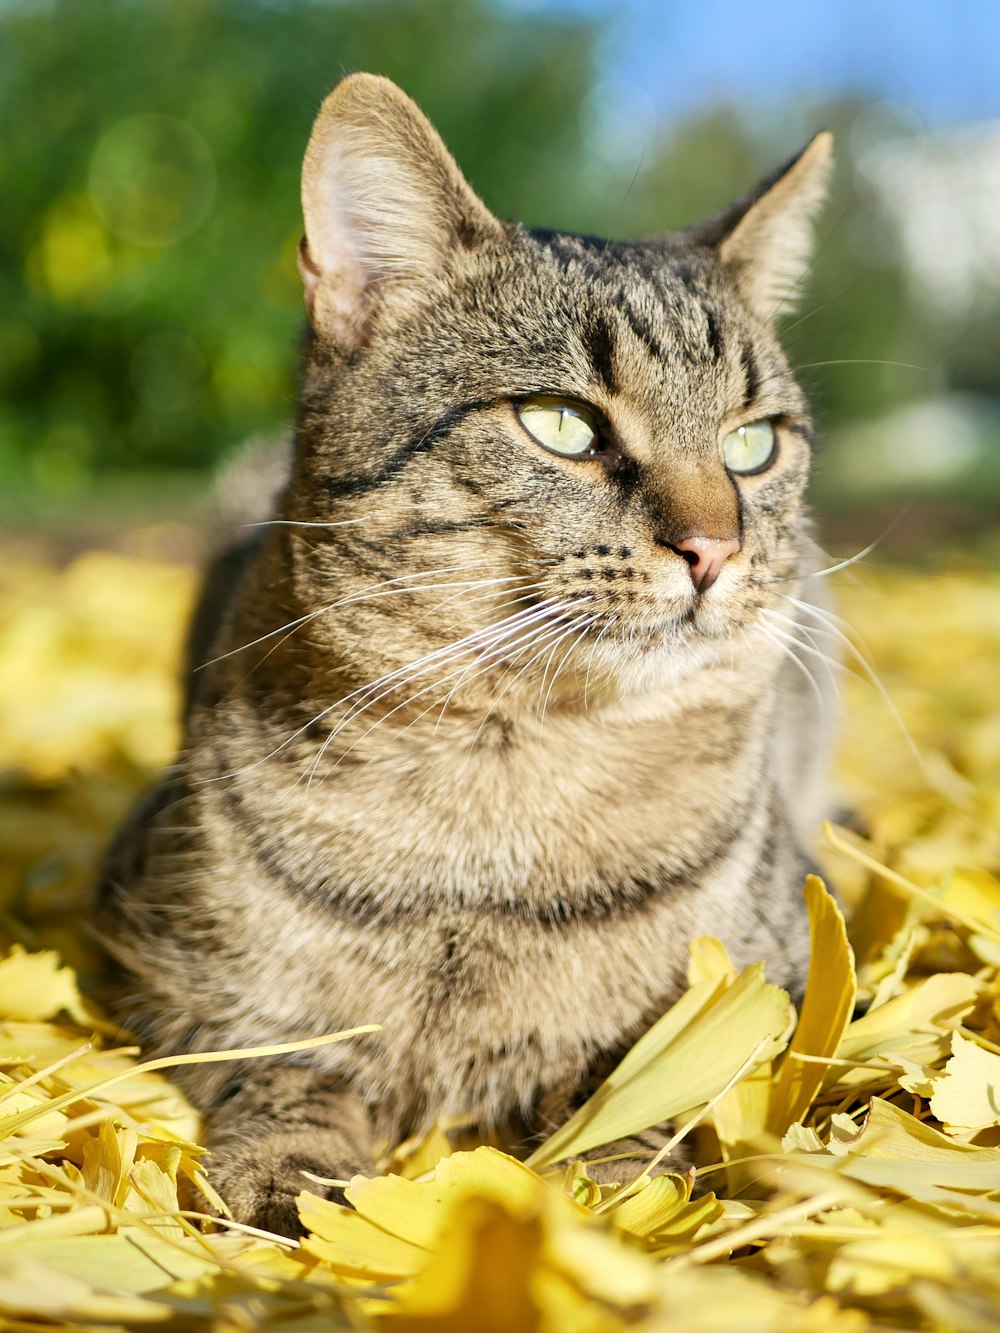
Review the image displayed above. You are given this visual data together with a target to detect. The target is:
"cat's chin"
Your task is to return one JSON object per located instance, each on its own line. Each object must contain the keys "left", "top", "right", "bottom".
{"left": 588, "top": 630, "right": 731, "bottom": 699}
{"left": 611, "top": 590, "right": 742, "bottom": 653}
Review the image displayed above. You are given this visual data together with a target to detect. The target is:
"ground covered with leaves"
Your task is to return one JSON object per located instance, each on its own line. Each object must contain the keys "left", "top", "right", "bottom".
{"left": 2, "top": 538, "right": 1000, "bottom": 1331}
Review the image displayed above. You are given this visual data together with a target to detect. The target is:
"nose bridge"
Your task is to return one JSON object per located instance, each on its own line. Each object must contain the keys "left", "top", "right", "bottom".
{"left": 645, "top": 458, "right": 742, "bottom": 546}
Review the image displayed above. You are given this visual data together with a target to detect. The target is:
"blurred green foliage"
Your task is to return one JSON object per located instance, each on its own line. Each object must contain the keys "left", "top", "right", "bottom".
{"left": 2, "top": 0, "right": 997, "bottom": 522}
{"left": 1, "top": 0, "right": 602, "bottom": 506}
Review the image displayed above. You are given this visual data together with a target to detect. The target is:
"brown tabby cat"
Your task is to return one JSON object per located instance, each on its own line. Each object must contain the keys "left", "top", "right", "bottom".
{"left": 99, "top": 73, "right": 834, "bottom": 1236}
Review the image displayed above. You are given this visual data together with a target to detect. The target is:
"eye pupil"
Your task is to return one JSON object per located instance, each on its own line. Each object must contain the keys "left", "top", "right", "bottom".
{"left": 723, "top": 419, "right": 776, "bottom": 474}
{"left": 517, "top": 398, "right": 599, "bottom": 458}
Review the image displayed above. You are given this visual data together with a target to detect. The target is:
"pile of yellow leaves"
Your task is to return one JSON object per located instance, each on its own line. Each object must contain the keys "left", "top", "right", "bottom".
{"left": 2, "top": 540, "right": 1000, "bottom": 1332}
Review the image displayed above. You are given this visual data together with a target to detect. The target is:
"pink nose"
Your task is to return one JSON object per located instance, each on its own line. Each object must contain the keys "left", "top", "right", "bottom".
{"left": 670, "top": 535, "right": 741, "bottom": 593}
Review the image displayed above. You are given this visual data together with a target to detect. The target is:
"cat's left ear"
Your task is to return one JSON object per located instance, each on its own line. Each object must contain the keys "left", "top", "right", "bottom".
{"left": 696, "top": 132, "right": 833, "bottom": 320}
{"left": 299, "top": 73, "right": 504, "bottom": 350}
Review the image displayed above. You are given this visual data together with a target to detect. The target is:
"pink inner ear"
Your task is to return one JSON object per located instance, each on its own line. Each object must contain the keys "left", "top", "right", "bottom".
{"left": 297, "top": 238, "right": 322, "bottom": 313}
{"left": 298, "top": 232, "right": 376, "bottom": 351}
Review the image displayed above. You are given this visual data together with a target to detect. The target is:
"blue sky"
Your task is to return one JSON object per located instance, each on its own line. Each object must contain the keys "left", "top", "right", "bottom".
{"left": 508, "top": 0, "right": 1000, "bottom": 127}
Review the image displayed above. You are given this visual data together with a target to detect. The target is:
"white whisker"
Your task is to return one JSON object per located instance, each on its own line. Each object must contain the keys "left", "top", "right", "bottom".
{"left": 199, "top": 595, "right": 559, "bottom": 784}
{"left": 427, "top": 615, "right": 572, "bottom": 734}
{"left": 757, "top": 624, "right": 827, "bottom": 720}
{"left": 428, "top": 605, "right": 559, "bottom": 733}
{"left": 243, "top": 517, "right": 367, "bottom": 529}
{"left": 409, "top": 611, "right": 581, "bottom": 742}
{"left": 535, "top": 614, "right": 599, "bottom": 737}
{"left": 799, "top": 508, "right": 909, "bottom": 583}
{"left": 300, "top": 598, "right": 575, "bottom": 784}
{"left": 760, "top": 608, "right": 841, "bottom": 697}
{"left": 204, "top": 575, "right": 547, "bottom": 719}
{"left": 410, "top": 578, "right": 547, "bottom": 633}
{"left": 806, "top": 537, "right": 890, "bottom": 580}
{"left": 198, "top": 604, "right": 328, "bottom": 670}
{"left": 313, "top": 607, "right": 582, "bottom": 779}
{"left": 466, "top": 601, "right": 596, "bottom": 748}
{"left": 200, "top": 564, "right": 539, "bottom": 669}
{"left": 782, "top": 594, "right": 928, "bottom": 777}
{"left": 582, "top": 618, "right": 614, "bottom": 711}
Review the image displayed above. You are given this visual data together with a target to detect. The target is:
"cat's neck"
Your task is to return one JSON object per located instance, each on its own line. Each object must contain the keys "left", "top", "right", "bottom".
{"left": 189, "top": 634, "right": 781, "bottom": 924}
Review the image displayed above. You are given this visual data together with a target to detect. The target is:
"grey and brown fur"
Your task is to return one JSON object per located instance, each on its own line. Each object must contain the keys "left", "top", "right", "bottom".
{"left": 98, "top": 74, "right": 834, "bottom": 1235}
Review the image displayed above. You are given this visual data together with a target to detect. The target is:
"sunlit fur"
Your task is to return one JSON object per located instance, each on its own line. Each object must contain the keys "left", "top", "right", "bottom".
{"left": 99, "top": 75, "right": 834, "bottom": 1236}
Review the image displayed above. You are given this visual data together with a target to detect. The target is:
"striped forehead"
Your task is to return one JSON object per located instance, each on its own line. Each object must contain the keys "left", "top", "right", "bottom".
{"left": 584, "top": 278, "right": 760, "bottom": 417}
{"left": 529, "top": 231, "right": 760, "bottom": 409}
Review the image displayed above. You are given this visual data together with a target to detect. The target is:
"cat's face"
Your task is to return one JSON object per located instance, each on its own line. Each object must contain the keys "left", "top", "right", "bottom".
{"left": 286, "top": 76, "right": 830, "bottom": 702}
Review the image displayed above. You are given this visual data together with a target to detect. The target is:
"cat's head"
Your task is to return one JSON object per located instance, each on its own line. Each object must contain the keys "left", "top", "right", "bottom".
{"left": 285, "top": 74, "right": 831, "bottom": 704}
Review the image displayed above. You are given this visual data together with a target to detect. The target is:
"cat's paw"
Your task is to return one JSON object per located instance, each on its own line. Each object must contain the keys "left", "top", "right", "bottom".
{"left": 203, "top": 1140, "right": 356, "bottom": 1238}
{"left": 571, "top": 1134, "right": 697, "bottom": 1189}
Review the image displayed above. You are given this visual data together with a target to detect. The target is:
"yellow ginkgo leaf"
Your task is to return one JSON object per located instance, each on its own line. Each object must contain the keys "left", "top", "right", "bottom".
{"left": 650, "top": 1264, "right": 870, "bottom": 1332}
{"left": 300, "top": 1147, "right": 584, "bottom": 1282}
{"left": 80, "top": 1121, "right": 137, "bottom": 1207}
{"left": 346, "top": 1146, "right": 560, "bottom": 1245}
{"left": 826, "top": 1231, "right": 960, "bottom": 1298}
{"left": 383, "top": 1192, "right": 657, "bottom": 1331}
{"left": 829, "top": 1096, "right": 1000, "bottom": 1162}
{"left": 0, "top": 1233, "right": 252, "bottom": 1297}
{"left": 940, "top": 867, "right": 1000, "bottom": 933}
{"left": 768, "top": 877, "right": 857, "bottom": 1135}
{"left": 384, "top": 1125, "right": 454, "bottom": 1180}
{"left": 123, "top": 1155, "right": 185, "bottom": 1231}
{"left": 528, "top": 962, "right": 792, "bottom": 1169}
{"left": 608, "top": 1173, "right": 688, "bottom": 1236}
{"left": 686, "top": 935, "right": 736, "bottom": 986}
{"left": 930, "top": 1032, "right": 1000, "bottom": 1133}
{"left": 0, "top": 1253, "right": 169, "bottom": 1323}
{"left": 297, "top": 1199, "right": 429, "bottom": 1281}
{"left": 838, "top": 971, "right": 980, "bottom": 1067}
{"left": 380, "top": 1196, "right": 550, "bottom": 1332}
{"left": 5, "top": 548, "right": 1000, "bottom": 1330}
{"left": 610, "top": 1174, "right": 722, "bottom": 1252}
{"left": 0, "top": 946, "right": 93, "bottom": 1024}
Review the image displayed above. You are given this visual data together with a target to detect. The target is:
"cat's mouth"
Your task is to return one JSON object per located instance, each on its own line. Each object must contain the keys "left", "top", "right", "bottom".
{"left": 618, "top": 609, "right": 696, "bottom": 642}
{"left": 614, "top": 597, "right": 751, "bottom": 652}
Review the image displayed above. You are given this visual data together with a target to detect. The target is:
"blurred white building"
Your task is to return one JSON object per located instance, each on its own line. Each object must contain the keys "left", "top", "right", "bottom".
{"left": 859, "top": 121, "right": 1000, "bottom": 318}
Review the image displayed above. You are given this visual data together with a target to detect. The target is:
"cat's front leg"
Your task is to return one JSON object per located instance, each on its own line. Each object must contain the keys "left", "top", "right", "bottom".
{"left": 197, "top": 1063, "right": 375, "bottom": 1237}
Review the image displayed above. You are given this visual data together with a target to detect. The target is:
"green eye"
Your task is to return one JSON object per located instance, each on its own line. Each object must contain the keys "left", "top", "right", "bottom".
{"left": 517, "top": 398, "right": 599, "bottom": 458}
{"left": 722, "top": 420, "right": 777, "bottom": 475}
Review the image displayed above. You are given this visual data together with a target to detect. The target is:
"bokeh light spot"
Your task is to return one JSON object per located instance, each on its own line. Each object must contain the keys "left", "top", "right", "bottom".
{"left": 26, "top": 197, "right": 113, "bottom": 304}
{"left": 89, "top": 114, "right": 216, "bottom": 248}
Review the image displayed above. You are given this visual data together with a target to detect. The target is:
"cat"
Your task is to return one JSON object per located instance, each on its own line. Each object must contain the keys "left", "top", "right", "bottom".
{"left": 98, "top": 72, "right": 833, "bottom": 1237}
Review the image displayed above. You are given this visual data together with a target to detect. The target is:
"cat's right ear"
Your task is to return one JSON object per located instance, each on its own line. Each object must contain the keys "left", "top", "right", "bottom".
{"left": 299, "top": 74, "right": 502, "bottom": 350}
{"left": 692, "top": 132, "right": 833, "bottom": 320}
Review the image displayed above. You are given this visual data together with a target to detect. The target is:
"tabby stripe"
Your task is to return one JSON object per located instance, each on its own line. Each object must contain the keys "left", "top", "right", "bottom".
{"left": 586, "top": 311, "right": 619, "bottom": 395}
{"left": 705, "top": 309, "right": 724, "bottom": 362}
{"left": 389, "top": 496, "right": 532, "bottom": 541}
{"left": 631, "top": 1129, "right": 672, "bottom": 1150}
{"left": 219, "top": 774, "right": 754, "bottom": 928}
{"left": 741, "top": 344, "right": 761, "bottom": 408}
{"left": 621, "top": 303, "right": 670, "bottom": 367}
{"left": 783, "top": 421, "right": 815, "bottom": 447}
{"left": 327, "top": 399, "right": 492, "bottom": 500}
{"left": 390, "top": 516, "right": 497, "bottom": 540}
